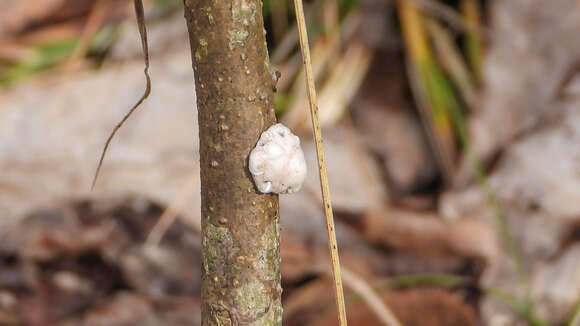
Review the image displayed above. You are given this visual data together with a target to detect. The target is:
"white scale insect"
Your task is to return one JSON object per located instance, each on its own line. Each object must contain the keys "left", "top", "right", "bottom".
{"left": 248, "top": 123, "right": 307, "bottom": 194}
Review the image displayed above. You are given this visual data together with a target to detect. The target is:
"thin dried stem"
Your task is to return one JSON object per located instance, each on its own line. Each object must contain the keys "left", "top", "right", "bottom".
{"left": 341, "top": 268, "right": 402, "bottom": 326}
{"left": 91, "top": 0, "right": 151, "bottom": 189}
{"left": 323, "top": 0, "right": 339, "bottom": 37}
{"left": 271, "top": 0, "right": 289, "bottom": 42}
{"left": 68, "top": 0, "right": 110, "bottom": 65}
{"left": 146, "top": 173, "right": 199, "bottom": 245}
{"left": 426, "top": 19, "right": 477, "bottom": 109}
{"left": 283, "top": 10, "right": 361, "bottom": 129}
{"left": 569, "top": 301, "right": 580, "bottom": 326}
{"left": 398, "top": 0, "right": 456, "bottom": 186}
{"left": 403, "top": 0, "right": 488, "bottom": 38}
{"left": 271, "top": 1, "right": 316, "bottom": 64}
{"left": 291, "top": 0, "right": 348, "bottom": 325}
{"left": 460, "top": 0, "right": 485, "bottom": 81}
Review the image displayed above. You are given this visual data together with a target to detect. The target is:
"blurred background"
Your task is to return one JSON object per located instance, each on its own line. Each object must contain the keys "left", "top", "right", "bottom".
{"left": 1, "top": 0, "right": 580, "bottom": 325}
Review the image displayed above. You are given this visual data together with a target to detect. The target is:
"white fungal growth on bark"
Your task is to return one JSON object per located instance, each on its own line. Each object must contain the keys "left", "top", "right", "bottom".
{"left": 249, "top": 123, "right": 307, "bottom": 194}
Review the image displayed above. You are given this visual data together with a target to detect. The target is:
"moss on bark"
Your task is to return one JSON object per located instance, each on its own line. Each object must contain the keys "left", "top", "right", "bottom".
{"left": 183, "top": 0, "right": 281, "bottom": 325}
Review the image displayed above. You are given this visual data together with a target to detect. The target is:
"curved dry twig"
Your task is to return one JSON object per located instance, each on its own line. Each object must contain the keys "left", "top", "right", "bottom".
{"left": 341, "top": 267, "right": 403, "bottom": 326}
{"left": 91, "top": 0, "right": 151, "bottom": 189}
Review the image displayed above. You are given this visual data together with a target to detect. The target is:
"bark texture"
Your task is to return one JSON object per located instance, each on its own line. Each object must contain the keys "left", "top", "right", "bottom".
{"left": 183, "top": 0, "right": 282, "bottom": 325}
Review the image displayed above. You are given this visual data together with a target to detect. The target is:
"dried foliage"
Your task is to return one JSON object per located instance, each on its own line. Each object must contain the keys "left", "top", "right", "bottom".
{"left": 1, "top": 0, "right": 580, "bottom": 325}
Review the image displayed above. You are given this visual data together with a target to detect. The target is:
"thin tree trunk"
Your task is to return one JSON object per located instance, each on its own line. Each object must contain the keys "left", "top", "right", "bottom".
{"left": 183, "top": 0, "right": 282, "bottom": 325}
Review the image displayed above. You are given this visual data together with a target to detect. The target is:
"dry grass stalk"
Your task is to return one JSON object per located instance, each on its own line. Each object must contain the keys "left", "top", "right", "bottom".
{"left": 292, "top": 0, "right": 348, "bottom": 324}
{"left": 341, "top": 267, "right": 403, "bottom": 326}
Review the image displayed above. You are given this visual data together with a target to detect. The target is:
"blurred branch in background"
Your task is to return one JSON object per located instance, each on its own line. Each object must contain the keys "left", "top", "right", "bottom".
{"left": 66, "top": 0, "right": 112, "bottom": 67}
{"left": 282, "top": 9, "right": 362, "bottom": 129}
{"left": 316, "top": 41, "right": 373, "bottom": 127}
{"left": 270, "top": 0, "right": 289, "bottom": 42}
{"left": 404, "top": 0, "right": 488, "bottom": 37}
{"left": 146, "top": 172, "right": 200, "bottom": 246}
{"left": 0, "top": 0, "right": 185, "bottom": 86}
{"left": 341, "top": 267, "right": 402, "bottom": 326}
{"left": 323, "top": 0, "right": 340, "bottom": 39}
{"left": 569, "top": 302, "right": 580, "bottom": 326}
{"left": 397, "top": 2, "right": 533, "bottom": 321}
{"left": 398, "top": 0, "right": 456, "bottom": 186}
{"left": 426, "top": 18, "right": 477, "bottom": 110}
{"left": 0, "top": 26, "right": 118, "bottom": 85}
{"left": 460, "top": 0, "right": 485, "bottom": 81}
{"left": 488, "top": 289, "right": 548, "bottom": 326}
{"left": 323, "top": 0, "right": 340, "bottom": 66}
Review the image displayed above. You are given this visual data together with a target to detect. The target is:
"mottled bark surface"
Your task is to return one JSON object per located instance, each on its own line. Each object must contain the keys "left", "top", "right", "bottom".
{"left": 183, "top": 0, "right": 281, "bottom": 325}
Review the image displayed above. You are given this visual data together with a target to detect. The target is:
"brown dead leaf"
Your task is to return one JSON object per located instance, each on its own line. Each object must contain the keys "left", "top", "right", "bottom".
{"left": 301, "top": 124, "right": 387, "bottom": 213}
{"left": 0, "top": 197, "right": 201, "bottom": 325}
{"left": 531, "top": 243, "right": 580, "bottom": 324}
{"left": 0, "top": 0, "right": 129, "bottom": 41}
{"left": 363, "top": 209, "right": 498, "bottom": 264}
{"left": 309, "top": 288, "right": 476, "bottom": 326}
{"left": 456, "top": 0, "right": 580, "bottom": 185}
{"left": 352, "top": 51, "right": 437, "bottom": 194}
{"left": 362, "top": 209, "right": 499, "bottom": 283}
